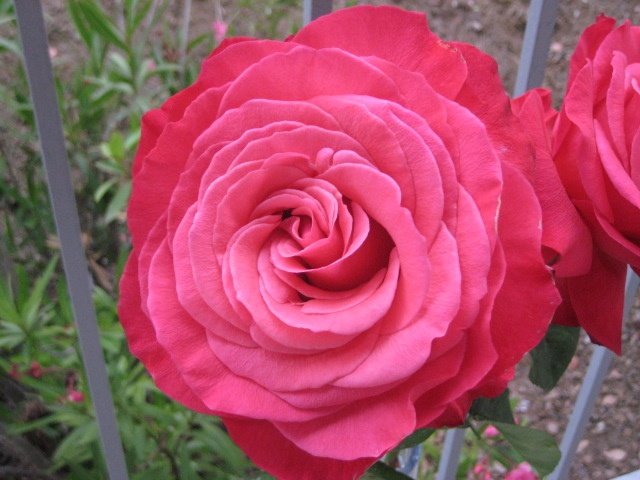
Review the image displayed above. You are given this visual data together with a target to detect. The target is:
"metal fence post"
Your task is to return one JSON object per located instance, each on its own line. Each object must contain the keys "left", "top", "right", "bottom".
{"left": 303, "top": 0, "right": 332, "bottom": 24}
{"left": 436, "top": 429, "right": 467, "bottom": 480}
{"left": 13, "top": 1, "right": 129, "bottom": 479}
{"left": 513, "top": 0, "right": 561, "bottom": 96}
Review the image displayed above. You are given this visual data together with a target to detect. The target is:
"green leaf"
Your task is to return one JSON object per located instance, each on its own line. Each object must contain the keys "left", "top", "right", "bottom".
{"left": 126, "top": 0, "right": 154, "bottom": 41}
{"left": 8, "top": 413, "right": 62, "bottom": 435}
{"left": 124, "top": 130, "right": 140, "bottom": 152}
{"left": 529, "top": 324, "right": 580, "bottom": 391}
{"left": 176, "top": 443, "right": 198, "bottom": 480}
{"left": 470, "top": 389, "right": 515, "bottom": 424}
{"left": 105, "top": 181, "right": 131, "bottom": 223}
{"left": 0, "top": 282, "right": 22, "bottom": 324}
{"left": 132, "top": 465, "right": 170, "bottom": 480}
{"left": 187, "top": 32, "right": 212, "bottom": 50}
{"left": 0, "top": 322, "right": 25, "bottom": 348}
{"left": 74, "top": 0, "right": 129, "bottom": 53}
{"left": 107, "top": 131, "right": 126, "bottom": 163}
{"left": 393, "top": 428, "right": 436, "bottom": 451}
{"left": 53, "top": 420, "right": 99, "bottom": 466}
{"left": 108, "top": 51, "right": 133, "bottom": 81}
{"left": 94, "top": 178, "right": 118, "bottom": 203}
{"left": 365, "top": 461, "right": 414, "bottom": 480}
{"left": 21, "top": 256, "right": 58, "bottom": 331}
{"left": 67, "top": 0, "right": 96, "bottom": 49}
{"left": 0, "top": 37, "right": 21, "bottom": 56}
{"left": 494, "top": 422, "right": 561, "bottom": 476}
{"left": 190, "top": 419, "right": 251, "bottom": 473}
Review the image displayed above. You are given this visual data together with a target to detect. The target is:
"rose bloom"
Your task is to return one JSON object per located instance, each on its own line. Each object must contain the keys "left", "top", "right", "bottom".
{"left": 547, "top": 16, "right": 640, "bottom": 353}
{"left": 119, "top": 6, "right": 559, "bottom": 479}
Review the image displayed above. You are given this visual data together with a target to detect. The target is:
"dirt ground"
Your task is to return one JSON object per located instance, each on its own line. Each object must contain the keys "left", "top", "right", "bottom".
{"left": 31, "top": 0, "right": 640, "bottom": 479}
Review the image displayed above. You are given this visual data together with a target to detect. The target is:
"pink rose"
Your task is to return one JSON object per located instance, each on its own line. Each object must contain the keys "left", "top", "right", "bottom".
{"left": 119, "top": 6, "right": 559, "bottom": 479}
{"left": 549, "top": 16, "right": 640, "bottom": 352}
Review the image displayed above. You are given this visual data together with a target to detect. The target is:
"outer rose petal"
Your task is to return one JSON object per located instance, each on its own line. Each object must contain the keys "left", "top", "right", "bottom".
{"left": 120, "top": 6, "right": 560, "bottom": 480}
{"left": 225, "top": 418, "right": 377, "bottom": 480}
{"left": 511, "top": 88, "right": 592, "bottom": 276}
{"left": 290, "top": 6, "right": 468, "bottom": 99}
{"left": 564, "top": 247, "right": 627, "bottom": 354}
{"left": 118, "top": 258, "right": 214, "bottom": 416}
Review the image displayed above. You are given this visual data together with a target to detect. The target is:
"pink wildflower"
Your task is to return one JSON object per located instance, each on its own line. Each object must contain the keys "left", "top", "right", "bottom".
{"left": 505, "top": 462, "right": 538, "bottom": 480}
{"left": 67, "top": 389, "right": 85, "bottom": 403}
{"left": 28, "top": 361, "right": 42, "bottom": 378}
{"left": 473, "top": 457, "right": 491, "bottom": 480}
{"left": 484, "top": 425, "right": 500, "bottom": 438}
{"left": 211, "top": 20, "right": 228, "bottom": 42}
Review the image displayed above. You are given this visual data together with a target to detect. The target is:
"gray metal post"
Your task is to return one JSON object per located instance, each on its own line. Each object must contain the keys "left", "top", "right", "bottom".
{"left": 549, "top": 268, "right": 640, "bottom": 480}
{"left": 436, "top": 428, "right": 466, "bottom": 480}
{"left": 13, "top": 1, "right": 129, "bottom": 479}
{"left": 513, "top": 0, "right": 561, "bottom": 96}
{"left": 303, "top": 0, "right": 332, "bottom": 25}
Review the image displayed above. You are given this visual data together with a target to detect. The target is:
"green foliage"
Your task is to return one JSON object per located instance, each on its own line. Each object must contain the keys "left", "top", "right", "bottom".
{"left": 529, "top": 324, "right": 580, "bottom": 391}
{"left": 494, "top": 422, "right": 562, "bottom": 476}
{"left": 0, "top": 271, "right": 256, "bottom": 479}
{"left": 234, "top": 0, "right": 303, "bottom": 38}
{"left": 366, "top": 461, "right": 414, "bottom": 480}
{"left": 394, "top": 428, "right": 437, "bottom": 451}
{"left": 470, "top": 389, "right": 516, "bottom": 424}
{"left": 0, "top": 257, "right": 67, "bottom": 358}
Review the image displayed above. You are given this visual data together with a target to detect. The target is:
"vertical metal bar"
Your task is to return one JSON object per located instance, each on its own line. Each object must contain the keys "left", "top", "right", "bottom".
{"left": 397, "top": 445, "right": 421, "bottom": 478}
{"left": 13, "top": 2, "right": 129, "bottom": 479}
{"left": 436, "top": 428, "right": 466, "bottom": 480}
{"left": 178, "top": 0, "right": 192, "bottom": 85}
{"left": 549, "top": 268, "right": 639, "bottom": 480}
{"left": 303, "top": 0, "right": 332, "bottom": 25}
{"left": 513, "top": 0, "right": 561, "bottom": 96}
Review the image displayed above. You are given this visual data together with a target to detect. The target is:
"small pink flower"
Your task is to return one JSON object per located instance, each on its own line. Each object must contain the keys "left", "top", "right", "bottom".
{"left": 473, "top": 457, "right": 491, "bottom": 480}
{"left": 48, "top": 47, "right": 58, "bottom": 59}
{"left": 505, "top": 462, "right": 538, "bottom": 480}
{"left": 67, "top": 390, "right": 85, "bottom": 403}
{"left": 211, "top": 20, "right": 228, "bottom": 42}
{"left": 483, "top": 425, "right": 500, "bottom": 438}
{"left": 28, "top": 361, "right": 42, "bottom": 379}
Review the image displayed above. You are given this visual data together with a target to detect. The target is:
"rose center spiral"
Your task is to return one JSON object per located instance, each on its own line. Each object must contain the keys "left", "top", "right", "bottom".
{"left": 274, "top": 195, "right": 395, "bottom": 292}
